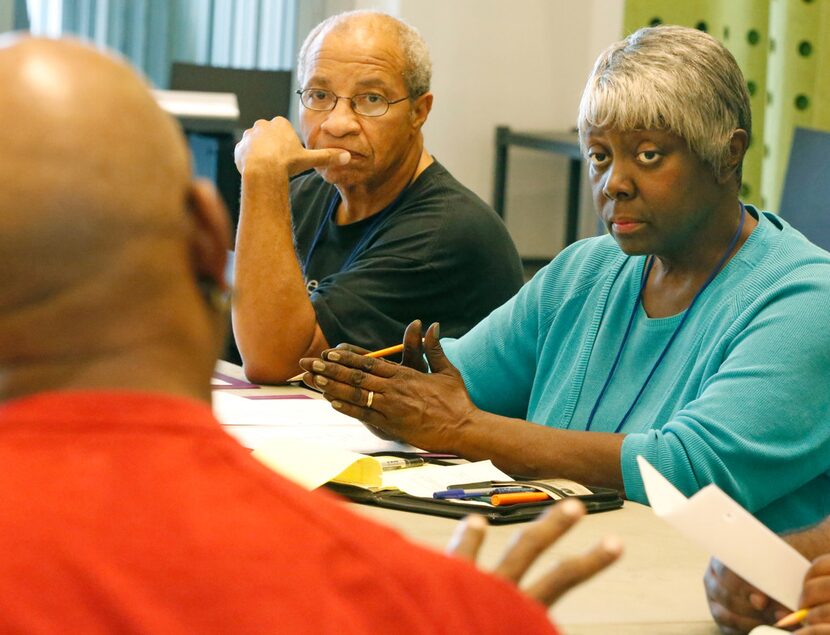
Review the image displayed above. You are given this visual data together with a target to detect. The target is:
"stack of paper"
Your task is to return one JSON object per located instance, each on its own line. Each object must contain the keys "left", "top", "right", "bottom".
{"left": 213, "top": 391, "right": 417, "bottom": 454}
{"left": 214, "top": 391, "right": 514, "bottom": 493}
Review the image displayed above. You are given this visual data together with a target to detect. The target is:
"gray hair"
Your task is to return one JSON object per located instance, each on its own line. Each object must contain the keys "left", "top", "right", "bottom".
{"left": 296, "top": 10, "right": 432, "bottom": 98}
{"left": 578, "top": 25, "right": 751, "bottom": 176}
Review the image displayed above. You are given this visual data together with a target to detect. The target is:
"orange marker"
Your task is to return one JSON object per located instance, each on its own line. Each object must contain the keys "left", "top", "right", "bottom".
{"left": 773, "top": 608, "right": 809, "bottom": 628}
{"left": 491, "top": 492, "right": 551, "bottom": 506}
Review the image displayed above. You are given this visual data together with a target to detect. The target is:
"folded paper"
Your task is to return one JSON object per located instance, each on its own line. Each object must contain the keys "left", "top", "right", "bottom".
{"left": 637, "top": 456, "right": 809, "bottom": 611}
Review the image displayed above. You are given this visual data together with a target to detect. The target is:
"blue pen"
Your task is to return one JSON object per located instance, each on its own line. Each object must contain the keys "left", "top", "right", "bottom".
{"left": 433, "top": 486, "right": 537, "bottom": 500}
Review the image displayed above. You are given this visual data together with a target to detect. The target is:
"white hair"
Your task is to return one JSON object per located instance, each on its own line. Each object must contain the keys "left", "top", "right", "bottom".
{"left": 578, "top": 25, "right": 751, "bottom": 176}
{"left": 296, "top": 10, "right": 432, "bottom": 98}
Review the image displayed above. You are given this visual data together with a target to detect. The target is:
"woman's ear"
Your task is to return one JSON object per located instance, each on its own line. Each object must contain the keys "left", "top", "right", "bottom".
{"left": 719, "top": 129, "right": 749, "bottom": 185}
{"left": 187, "top": 179, "right": 232, "bottom": 292}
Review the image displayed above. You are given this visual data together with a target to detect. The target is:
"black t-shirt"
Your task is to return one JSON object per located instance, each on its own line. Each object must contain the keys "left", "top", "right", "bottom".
{"left": 290, "top": 160, "right": 524, "bottom": 350}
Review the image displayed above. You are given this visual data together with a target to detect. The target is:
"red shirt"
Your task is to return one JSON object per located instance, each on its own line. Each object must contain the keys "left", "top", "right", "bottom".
{"left": 0, "top": 391, "right": 558, "bottom": 634}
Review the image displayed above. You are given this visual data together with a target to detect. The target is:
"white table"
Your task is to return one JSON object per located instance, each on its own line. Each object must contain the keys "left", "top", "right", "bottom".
{"left": 214, "top": 361, "right": 719, "bottom": 634}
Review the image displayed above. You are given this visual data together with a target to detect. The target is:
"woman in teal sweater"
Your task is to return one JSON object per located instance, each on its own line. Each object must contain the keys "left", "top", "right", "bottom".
{"left": 299, "top": 26, "right": 830, "bottom": 533}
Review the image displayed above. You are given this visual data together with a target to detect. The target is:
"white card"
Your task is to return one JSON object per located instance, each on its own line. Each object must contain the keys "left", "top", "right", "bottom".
{"left": 637, "top": 456, "right": 809, "bottom": 610}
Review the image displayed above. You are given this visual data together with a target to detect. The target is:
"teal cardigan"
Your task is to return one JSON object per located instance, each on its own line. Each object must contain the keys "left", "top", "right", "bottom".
{"left": 443, "top": 208, "right": 830, "bottom": 533}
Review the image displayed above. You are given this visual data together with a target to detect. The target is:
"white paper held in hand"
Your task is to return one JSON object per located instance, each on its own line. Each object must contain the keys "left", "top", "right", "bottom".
{"left": 636, "top": 455, "right": 809, "bottom": 611}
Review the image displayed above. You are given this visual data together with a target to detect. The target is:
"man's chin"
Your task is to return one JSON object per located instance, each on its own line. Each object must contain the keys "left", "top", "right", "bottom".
{"left": 316, "top": 165, "right": 363, "bottom": 188}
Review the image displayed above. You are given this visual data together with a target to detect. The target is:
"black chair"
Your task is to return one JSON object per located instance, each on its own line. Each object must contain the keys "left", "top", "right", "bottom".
{"left": 779, "top": 126, "right": 830, "bottom": 252}
{"left": 169, "top": 63, "right": 293, "bottom": 230}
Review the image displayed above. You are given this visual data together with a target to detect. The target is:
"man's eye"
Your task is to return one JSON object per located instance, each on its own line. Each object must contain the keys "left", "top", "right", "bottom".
{"left": 589, "top": 152, "right": 609, "bottom": 167}
{"left": 363, "top": 94, "right": 383, "bottom": 104}
{"left": 638, "top": 150, "right": 661, "bottom": 164}
{"left": 309, "top": 90, "right": 330, "bottom": 101}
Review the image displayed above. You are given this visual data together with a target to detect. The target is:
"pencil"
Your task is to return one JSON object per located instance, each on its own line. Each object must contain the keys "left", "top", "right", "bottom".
{"left": 286, "top": 342, "right": 408, "bottom": 383}
{"left": 773, "top": 608, "right": 809, "bottom": 628}
{"left": 365, "top": 343, "right": 405, "bottom": 358}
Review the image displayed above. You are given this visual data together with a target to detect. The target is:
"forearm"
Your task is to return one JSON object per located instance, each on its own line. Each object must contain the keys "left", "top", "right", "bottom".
{"left": 784, "top": 517, "right": 830, "bottom": 561}
{"left": 453, "top": 410, "right": 626, "bottom": 494}
{"left": 233, "top": 168, "right": 324, "bottom": 382}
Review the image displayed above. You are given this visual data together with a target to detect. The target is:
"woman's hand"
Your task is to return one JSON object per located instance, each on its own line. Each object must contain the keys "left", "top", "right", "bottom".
{"left": 795, "top": 555, "right": 830, "bottom": 632}
{"left": 298, "top": 321, "right": 477, "bottom": 452}
{"left": 704, "top": 557, "right": 787, "bottom": 633}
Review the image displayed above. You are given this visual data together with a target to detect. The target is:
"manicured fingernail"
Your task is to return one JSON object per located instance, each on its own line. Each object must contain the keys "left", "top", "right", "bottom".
{"left": 332, "top": 401, "right": 342, "bottom": 409}
{"left": 431, "top": 322, "right": 440, "bottom": 339}
{"left": 312, "top": 360, "right": 325, "bottom": 372}
{"left": 315, "top": 376, "right": 328, "bottom": 387}
{"left": 326, "top": 351, "right": 341, "bottom": 362}
{"left": 560, "top": 498, "right": 584, "bottom": 517}
{"left": 338, "top": 152, "right": 350, "bottom": 164}
{"left": 602, "top": 535, "right": 623, "bottom": 555}
{"left": 749, "top": 593, "right": 767, "bottom": 611}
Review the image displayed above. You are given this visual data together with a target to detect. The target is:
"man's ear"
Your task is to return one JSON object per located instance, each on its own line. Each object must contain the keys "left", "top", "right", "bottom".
{"left": 410, "top": 92, "right": 433, "bottom": 131}
{"left": 719, "top": 129, "right": 749, "bottom": 185}
{"left": 187, "top": 179, "right": 232, "bottom": 290}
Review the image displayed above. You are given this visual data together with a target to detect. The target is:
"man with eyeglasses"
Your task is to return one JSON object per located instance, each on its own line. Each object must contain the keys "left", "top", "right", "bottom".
{"left": 233, "top": 10, "right": 523, "bottom": 383}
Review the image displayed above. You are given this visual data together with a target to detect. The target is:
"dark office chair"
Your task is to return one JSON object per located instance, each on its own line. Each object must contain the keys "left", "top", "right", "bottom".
{"left": 778, "top": 126, "right": 830, "bottom": 252}
{"left": 169, "top": 63, "right": 293, "bottom": 228}
{"left": 169, "top": 64, "right": 293, "bottom": 366}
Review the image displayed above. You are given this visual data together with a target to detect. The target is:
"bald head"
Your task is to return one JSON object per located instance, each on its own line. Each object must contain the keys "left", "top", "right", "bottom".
{"left": 0, "top": 36, "right": 229, "bottom": 401}
{"left": 297, "top": 10, "right": 432, "bottom": 98}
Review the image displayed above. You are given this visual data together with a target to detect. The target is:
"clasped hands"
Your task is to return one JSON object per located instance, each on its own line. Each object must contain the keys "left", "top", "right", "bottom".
{"left": 298, "top": 319, "right": 476, "bottom": 452}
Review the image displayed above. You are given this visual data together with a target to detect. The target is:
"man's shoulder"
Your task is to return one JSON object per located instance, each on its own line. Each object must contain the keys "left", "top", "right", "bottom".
{"left": 395, "top": 161, "right": 512, "bottom": 241}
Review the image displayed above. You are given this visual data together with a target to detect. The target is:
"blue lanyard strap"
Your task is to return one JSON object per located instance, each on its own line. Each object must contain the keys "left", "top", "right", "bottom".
{"left": 585, "top": 203, "right": 747, "bottom": 434}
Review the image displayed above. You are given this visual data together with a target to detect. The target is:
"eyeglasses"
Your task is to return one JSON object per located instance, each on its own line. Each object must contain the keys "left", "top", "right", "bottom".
{"left": 296, "top": 88, "right": 409, "bottom": 117}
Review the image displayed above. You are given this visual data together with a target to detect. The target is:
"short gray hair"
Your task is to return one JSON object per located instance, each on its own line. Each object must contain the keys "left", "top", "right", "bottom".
{"left": 296, "top": 10, "right": 432, "bottom": 98}
{"left": 578, "top": 25, "right": 751, "bottom": 176}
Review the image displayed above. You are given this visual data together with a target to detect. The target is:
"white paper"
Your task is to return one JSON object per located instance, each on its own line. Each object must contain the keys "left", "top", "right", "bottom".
{"left": 381, "top": 461, "right": 513, "bottom": 498}
{"left": 214, "top": 392, "right": 417, "bottom": 453}
{"left": 749, "top": 627, "right": 788, "bottom": 634}
{"left": 251, "top": 437, "right": 373, "bottom": 490}
{"left": 637, "top": 456, "right": 810, "bottom": 610}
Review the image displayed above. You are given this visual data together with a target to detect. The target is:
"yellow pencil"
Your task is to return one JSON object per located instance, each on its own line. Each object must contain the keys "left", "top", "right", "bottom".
{"left": 286, "top": 343, "right": 408, "bottom": 383}
{"left": 364, "top": 343, "right": 405, "bottom": 358}
{"left": 774, "top": 608, "right": 809, "bottom": 628}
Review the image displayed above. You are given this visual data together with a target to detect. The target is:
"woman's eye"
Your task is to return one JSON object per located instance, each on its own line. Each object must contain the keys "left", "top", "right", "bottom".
{"left": 589, "top": 152, "right": 609, "bottom": 167}
{"left": 638, "top": 150, "right": 661, "bottom": 164}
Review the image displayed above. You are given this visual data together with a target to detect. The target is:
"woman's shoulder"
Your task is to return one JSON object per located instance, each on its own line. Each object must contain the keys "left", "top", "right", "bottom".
{"left": 519, "top": 235, "right": 628, "bottom": 317}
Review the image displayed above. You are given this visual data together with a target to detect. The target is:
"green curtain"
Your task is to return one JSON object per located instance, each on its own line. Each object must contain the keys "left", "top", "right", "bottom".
{"left": 624, "top": 0, "right": 830, "bottom": 213}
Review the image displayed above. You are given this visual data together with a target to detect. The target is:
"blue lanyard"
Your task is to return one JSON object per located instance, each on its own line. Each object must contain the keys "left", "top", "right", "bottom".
{"left": 585, "top": 203, "right": 747, "bottom": 434}
{"left": 301, "top": 184, "right": 411, "bottom": 292}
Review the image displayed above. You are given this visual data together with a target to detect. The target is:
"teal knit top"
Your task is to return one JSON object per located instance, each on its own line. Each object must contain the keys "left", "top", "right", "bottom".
{"left": 443, "top": 208, "right": 830, "bottom": 532}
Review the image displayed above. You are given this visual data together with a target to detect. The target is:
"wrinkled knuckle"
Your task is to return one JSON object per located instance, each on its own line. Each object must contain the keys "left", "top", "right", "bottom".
{"left": 350, "top": 385, "right": 363, "bottom": 403}
{"left": 349, "top": 369, "right": 366, "bottom": 386}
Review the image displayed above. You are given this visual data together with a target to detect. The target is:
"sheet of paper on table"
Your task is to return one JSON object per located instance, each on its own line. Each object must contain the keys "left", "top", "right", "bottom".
{"left": 248, "top": 434, "right": 512, "bottom": 495}
{"left": 213, "top": 391, "right": 417, "bottom": 454}
{"left": 638, "top": 456, "right": 810, "bottom": 611}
